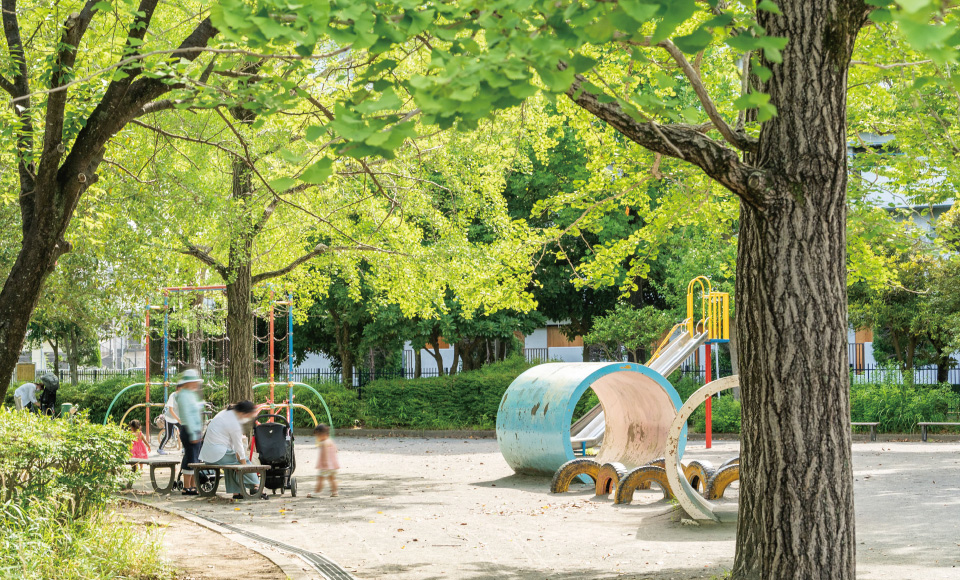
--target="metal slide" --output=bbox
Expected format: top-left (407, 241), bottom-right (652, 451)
top-left (569, 327), bottom-right (709, 450)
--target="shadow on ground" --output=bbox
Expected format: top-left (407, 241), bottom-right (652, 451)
top-left (359, 562), bottom-right (729, 580)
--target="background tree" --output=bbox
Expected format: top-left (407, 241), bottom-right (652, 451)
top-left (583, 303), bottom-right (674, 362)
top-left (0, 0), bottom-right (219, 399)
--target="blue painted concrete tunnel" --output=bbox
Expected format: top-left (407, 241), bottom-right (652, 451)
top-left (496, 362), bottom-right (687, 475)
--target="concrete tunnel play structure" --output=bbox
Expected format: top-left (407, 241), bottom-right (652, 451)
top-left (496, 276), bottom-right (730, 481)
top-left (496, 362), bottom-right (688, 474)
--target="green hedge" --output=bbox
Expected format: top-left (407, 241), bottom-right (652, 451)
top-left (678, 381), bottom-right (960, 434)
top-left (9, 363), bottom-right (959, 434)
top-left (361, 357), bottom-right (535, 429)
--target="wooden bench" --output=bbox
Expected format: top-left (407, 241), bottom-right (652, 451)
top-left (126, 458), bottom-right (182, 495)
top-left (851, 422), bottom-right (879, 442)
top-left (189, 463), bottom-right (268, 499)
top-left (918, 422), bottom-right (960, 442)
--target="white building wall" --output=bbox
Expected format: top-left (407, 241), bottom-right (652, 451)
top-left (525, 328), bottom-right (548, 349)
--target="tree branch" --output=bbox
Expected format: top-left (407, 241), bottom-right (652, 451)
top-left (39, 1), bottom-right (102, 179)
top-left (252, 243), bottom-right (329, 284)
top-left (130, 119), bottom-right (244, 159)
top-left (180, 240), bottom-right (227, 277)
top-left (658, 39), bottom-right (757, 153)
top-left (251, 196), bottom-right (282, 238)
top-left (58, 16), bottom-right (218, 193)
top-left (565, 74), bottom-right (768, 210)
top-left (3, 0), bottom-right (37, 227)
top-left (101, 158), bottom-right (157, 184)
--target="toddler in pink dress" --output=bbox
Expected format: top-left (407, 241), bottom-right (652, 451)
top-left (129, 420), bottom-right (151, 472)
top-left (313, 424), bottom-right (339, 497)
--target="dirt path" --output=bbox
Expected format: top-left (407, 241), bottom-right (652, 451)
top-left (119, 502), bottom-right (286, 580)
top-left (132, 436), bottom-right (960, 579)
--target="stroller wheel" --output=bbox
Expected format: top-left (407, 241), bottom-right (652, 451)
top-left (290, 477), bottom-right (297, 497)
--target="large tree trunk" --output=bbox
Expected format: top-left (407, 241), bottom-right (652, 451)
top-left (733, 3), bottom-right (862, 578)
top-left (0, 233), bottom-right (67, 397)
top-left (226, 264), bottom-right (254, 404)
top-left (930, 337), bottom-right (953, 385)
top-left (51, 338), bottom-right (60, 376)
top-left (224, 104), bottom-right (258, 405)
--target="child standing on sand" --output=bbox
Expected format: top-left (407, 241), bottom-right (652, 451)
top-left (313, 424), bottom-right (339, 497)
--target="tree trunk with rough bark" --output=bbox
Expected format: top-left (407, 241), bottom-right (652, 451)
top-left (562, 2), bottom-right (865, 577)
top-left (225, 264), bottom-right (254, 404)
top-left (0, 231), bottom-right (70, 396)
top-left (51, 337), bottom-right (60, 376)
top-left (68, 326), bottom-right (79, 386)
top-left (732, 4), bottom-right (861, 578)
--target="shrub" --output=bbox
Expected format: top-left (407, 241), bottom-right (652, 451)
top-left (0, 500), bottom-right (169, 580)
top-left (850, 382), bottom-right (958, 432)
top-left (0, 408), bottom-right (168, 580)
top-left (689, 396), bottom-right (741, 433)
top-left (0, 408), bottom-right (132, 518)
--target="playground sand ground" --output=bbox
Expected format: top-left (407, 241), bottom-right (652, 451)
top-left (137, 436), bottom-right (960, 580)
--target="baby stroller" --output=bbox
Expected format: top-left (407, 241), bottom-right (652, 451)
top-left (253, 414), bottom-right (298, 496)
top-left (38, 374), bottom-right (59, 416)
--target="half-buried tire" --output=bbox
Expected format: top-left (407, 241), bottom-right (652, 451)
top-left (594, 462), bottom-right (628, 496)
top-left (614, 465), bottom-right (674, 504)
top-left (705, 463), bottom-right (740, 500)
top-left (550, 459), bottom-right (601, 493)
top-left (683, 460), bottom-right (715, 496)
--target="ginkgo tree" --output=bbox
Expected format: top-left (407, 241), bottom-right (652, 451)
top-left (0, 0), bottom-right (542, 404)
top-left (214, 0), bottom-right (960, 577)
top-left (101, 55), bottom-right (549, 400)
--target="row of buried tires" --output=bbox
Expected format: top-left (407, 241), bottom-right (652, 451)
top-left (551, 456), bottom-right (740, 504)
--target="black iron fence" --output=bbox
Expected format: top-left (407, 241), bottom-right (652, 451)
top-left (34, 367), bottom-right (454, 399)
top-left (848, 364), bottom-right (960, 387)
top-left (36, 360), bottom-right (960, 396)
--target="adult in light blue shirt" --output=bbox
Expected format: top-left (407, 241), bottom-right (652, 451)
top-left (175, 369), bottom-right (204, 495)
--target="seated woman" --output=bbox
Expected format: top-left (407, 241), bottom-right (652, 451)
top-left (198, 400), bottom-right (265, 500)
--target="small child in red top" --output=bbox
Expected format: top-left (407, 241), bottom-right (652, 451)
top-left (313, 424), bottom-right (340, 497)
top-left (129, 420), bottom-right (151, 471)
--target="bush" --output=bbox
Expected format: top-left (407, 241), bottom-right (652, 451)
top-left (0, 500), bottom-right (168, 580)
top-left (850, 382), bottom-right (959, 432)
top-left (0, 408), bottom-right (168, 579)
top-left (0, 408), bottom-right (132, 518)
top-left (689, 396), bottom-right (741, 433)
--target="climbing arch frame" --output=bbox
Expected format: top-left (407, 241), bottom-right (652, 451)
top-left (496, 362), bottom-right (687, 476)
top-left (665, 374), bottom-right (741, 523)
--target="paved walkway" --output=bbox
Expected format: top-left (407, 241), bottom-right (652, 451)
top-left (134, 436), bottom-right (960, 579)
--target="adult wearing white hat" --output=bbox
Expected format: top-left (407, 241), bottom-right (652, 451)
top-left (176, 369), bottom-right (204, 495)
